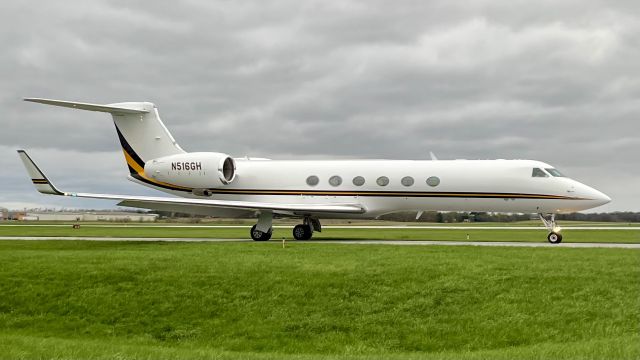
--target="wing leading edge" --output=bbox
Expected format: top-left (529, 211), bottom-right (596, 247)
top-left (17, 150), bottom-right (365, 216)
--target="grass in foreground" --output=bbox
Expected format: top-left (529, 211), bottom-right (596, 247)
top-left (0, 224), bottom-right (638, 243)
top-left (0, 241), bottom-right (638, 359)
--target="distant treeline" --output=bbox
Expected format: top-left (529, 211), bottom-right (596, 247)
top-left (555, 212), bottom-right (640, 222)
top-left (378, 211), bottom-right (640, 223)
top-left (149, 210), bottom-right (640, 223)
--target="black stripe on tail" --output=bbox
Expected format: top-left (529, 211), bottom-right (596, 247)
top-left (114, 124), bottom-right (145, 174)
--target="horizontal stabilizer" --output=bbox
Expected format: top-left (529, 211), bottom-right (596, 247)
top-left (24, 98), bottom-right (148, 114)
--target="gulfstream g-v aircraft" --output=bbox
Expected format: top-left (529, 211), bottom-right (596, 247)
top-left (18, 98), bottom-right (610, 243)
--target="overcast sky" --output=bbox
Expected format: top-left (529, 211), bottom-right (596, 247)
top-left (1, 0), bottom-right (638, 212)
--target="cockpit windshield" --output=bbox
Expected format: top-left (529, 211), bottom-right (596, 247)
top-left (532, 168), bottom-right (548, 177)
top-left (545, 168), bottom-right (565, 177)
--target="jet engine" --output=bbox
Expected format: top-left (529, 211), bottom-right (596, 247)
top-left (144, 152), bottom-right (236, 190)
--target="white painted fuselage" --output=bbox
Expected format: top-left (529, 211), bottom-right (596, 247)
top-left (132, 158), bottom-right (610, 218)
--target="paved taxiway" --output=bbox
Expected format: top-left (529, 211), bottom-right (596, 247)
top-left (0, 236), bottom-right (638, 248)
top-left (2, 224), bottom-right (639, 230)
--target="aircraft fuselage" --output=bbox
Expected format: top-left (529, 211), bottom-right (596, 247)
top-left (133, 158), bottom-right (610, 218)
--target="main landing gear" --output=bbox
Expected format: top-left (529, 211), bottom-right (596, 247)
top-left (293, 217), bottom-right (321, 241)
top-left (539, 213), bottom-right (562, 244)
top-left (293, 224), bottom-right (312, 240)
top-left (250, 211), bottom-right (273, 241)
top-left (250, 225), bottom-right (272, 241)
top-left (249, 212), bottom-right (321, 241)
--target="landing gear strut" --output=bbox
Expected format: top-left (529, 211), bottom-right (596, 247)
top-left (539, 213), bottom-right (562, 244)
top-left (293, 217), bottom-right (321, 240)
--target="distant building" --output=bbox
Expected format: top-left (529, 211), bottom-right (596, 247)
top-left (8, 211), bottom-right (25, 221)
top-left (0, 207), bottom-right (8, 221)
top-left (83, 212), bottom-right (158, 222)
top-left (25, 212), bottom-right (82, 221)
top-left (24, 211), bottom-right (158, 222)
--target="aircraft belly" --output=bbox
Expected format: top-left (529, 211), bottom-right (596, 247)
top-left (364, 197), bottom-right (589, 214)
top-left (201, 194), bottom-right (587, 217)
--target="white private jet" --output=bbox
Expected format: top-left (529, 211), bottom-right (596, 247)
top-left (18, 98), bottom-right (611, 243)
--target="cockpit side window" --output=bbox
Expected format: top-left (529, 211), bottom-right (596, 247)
top-left (545, 168), bottom-right (565, 177)
top-left (532, 168), bottom-right (548, 177)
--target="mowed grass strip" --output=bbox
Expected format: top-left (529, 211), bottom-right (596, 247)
top-left (0, 224), bottom-right (638, 243)
top-left (0, 334), bottom-right (637, 360)
top-left (0, 241), bottom-right (638, 359)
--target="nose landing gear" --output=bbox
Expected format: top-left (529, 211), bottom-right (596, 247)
top-left (539, 213), bottom-right (562, 244)
top-left (547, 231), bottom-right (562, 244)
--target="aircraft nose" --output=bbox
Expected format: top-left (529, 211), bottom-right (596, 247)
top-left (570, 180), bottom-right (611, 209)
top-left (586, 186), bottom-right (611, 206)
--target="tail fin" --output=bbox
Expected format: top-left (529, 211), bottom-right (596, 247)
top-left (24, 98), bottom-right (185, 176)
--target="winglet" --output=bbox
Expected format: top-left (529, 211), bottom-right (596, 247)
top-left (17, 150), bottom-right (65, 195)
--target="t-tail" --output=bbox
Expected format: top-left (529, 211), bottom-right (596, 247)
top-left (23, 98), bottom-right (185, 178)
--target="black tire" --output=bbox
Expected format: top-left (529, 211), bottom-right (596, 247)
top-left (250, 225), bottom-right (272, 241)
top-left (547, 232), bottom-right (562, 244)
top-left (293, 224), bottom-right (312, 240)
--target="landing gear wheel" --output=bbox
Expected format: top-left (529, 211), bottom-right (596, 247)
top-left (293, 224), bottom-right (313, 240)
top-left (250, 225), bottom-right (272, 241)
top-left (547, 232), bottom-right (562, 244)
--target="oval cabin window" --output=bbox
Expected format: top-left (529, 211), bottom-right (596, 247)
top-left (329, 175), bottom-right (342, 187)
top-left (401, 176), bottom-right (414, 187)
top-left (376, 176), bottom-right (389, 186)
top-left (306, 175), bottom-right (319, 186)
top-left (426, 176), bottom-right (440, 187)
top-left (352, 176), bottom-right (365, 186)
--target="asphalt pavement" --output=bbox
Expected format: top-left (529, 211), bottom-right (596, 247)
top-left (1, 236), bottom-right (638, 248)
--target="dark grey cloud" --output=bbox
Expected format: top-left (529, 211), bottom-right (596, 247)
top-left (0, 0), bottom-right (638, 211)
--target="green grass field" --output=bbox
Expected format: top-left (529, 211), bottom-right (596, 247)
top-left (1, 223), bottom-right (639, 243)
top-left (0, 240), bottom-right (638, 359)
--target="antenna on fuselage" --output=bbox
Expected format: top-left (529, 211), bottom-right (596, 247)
top-left (429, 151), bottom-right (438, 161)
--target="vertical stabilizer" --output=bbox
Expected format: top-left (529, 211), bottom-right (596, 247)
top-left (108, 102), bottom-right (185, 173)
top-left (23, 98), bottom-right (186, 176)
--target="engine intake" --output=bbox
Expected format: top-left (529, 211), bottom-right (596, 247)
top-left (144, 152), bottom-right (236, 190)
top-left (219, 156), bottom-right (235, 184)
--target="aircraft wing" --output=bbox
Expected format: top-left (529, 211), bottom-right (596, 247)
top-left (17, 150), bottom-right (365, 216)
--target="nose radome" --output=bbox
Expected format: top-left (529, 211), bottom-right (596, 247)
top-left (597, 190), bottom-right (611, 204)
top-left (570, 180), bottom-right (611, 206)
top-left (587, 186), bottom-right (611, 206)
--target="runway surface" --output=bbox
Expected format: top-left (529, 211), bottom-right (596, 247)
top-left (1, 236), bottom-right (638, 248)
top-left (1, 224), bottom-right (639, 230)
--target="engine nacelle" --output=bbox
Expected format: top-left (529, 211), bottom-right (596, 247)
top-left (144, 152), bottom-right (236, 190)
